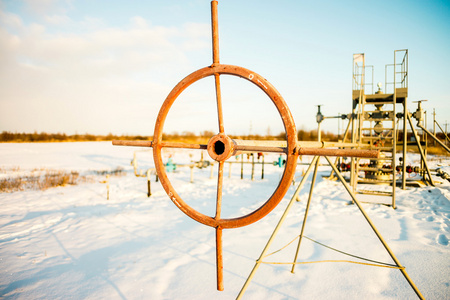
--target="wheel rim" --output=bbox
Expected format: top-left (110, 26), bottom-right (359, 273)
top-left (153, 64), bottom-right (298, 229)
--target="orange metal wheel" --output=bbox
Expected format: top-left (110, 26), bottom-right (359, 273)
top-left (153, 64), bottom-right (298, 229)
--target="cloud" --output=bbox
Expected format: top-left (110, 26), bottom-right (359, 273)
top-left (0, 13), bottom-right (210, 134)
top-left (0, 10), bottom-right (23, 29)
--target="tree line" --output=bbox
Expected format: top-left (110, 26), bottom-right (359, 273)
top-left (0, 131), bottom-right (148, 143)
top-left (0, 130), bottom-right (340, 143)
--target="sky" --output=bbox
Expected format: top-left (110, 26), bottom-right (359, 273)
top-left (0, 0), bottom-right (449, 136)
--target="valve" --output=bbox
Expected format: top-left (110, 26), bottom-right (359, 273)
top-left (412, 100), bottom-right (427, 124)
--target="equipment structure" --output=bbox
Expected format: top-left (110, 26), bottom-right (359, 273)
top-left (113, 0), bottom-right (378, 292)
top-left (345, 50), bottom-right (443, 208)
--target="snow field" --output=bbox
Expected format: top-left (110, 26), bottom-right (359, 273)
top-left (0, 142), bottom-right (449, 299)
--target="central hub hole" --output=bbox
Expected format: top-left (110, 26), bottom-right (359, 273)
top-left (214, 140), bottom-right (225, 155)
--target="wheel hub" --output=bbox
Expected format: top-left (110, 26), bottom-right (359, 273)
top-left (207, 134), bottom-right (235, 162)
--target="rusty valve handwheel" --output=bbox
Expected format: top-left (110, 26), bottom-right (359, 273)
top-left (153, 64), bottom-right (298, 229)
top-left (111, 1), bottom-right (381, 291)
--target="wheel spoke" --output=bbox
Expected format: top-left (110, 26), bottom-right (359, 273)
top-left (215, 161), bottom-right (224, 219)
top-left (214, 74), bottom-right (225, 134)
top-left (215, 161), bottom-right (225, 289)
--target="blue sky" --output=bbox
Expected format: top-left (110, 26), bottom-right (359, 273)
top-left (1, 0), bottom-right (449, 136)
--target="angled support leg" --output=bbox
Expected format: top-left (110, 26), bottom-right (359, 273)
top-left (237, 156), bottom-right (319, 299)
top-left (324, 156), bottom-right (424, 299)
top-left (291, 157), bottom-right (320, 273)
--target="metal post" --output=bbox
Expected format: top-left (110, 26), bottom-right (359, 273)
top-left (190, 166), bottom-right (194, 183)
top-left (318, 120), bottom-right (322, 142)
top-left (327, 117), bottom-right (352, 179)
top-left (251, 154), bottom-right (255, 180)
top-left (433, 109), bottom-right (436, 146)
top-left (261, 155), bottom-right (265, 180)
top-left (392, 51), bottom-right (397, 209)
top-left (216, 226), bottom-right (223, 291)
top-left (147, 170), bottom-right (151, 197)
top-left (402, 94), bottom-right (407, 191)
top-left (241, 154), bottom-right (244, 179)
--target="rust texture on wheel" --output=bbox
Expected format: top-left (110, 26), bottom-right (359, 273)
top-left (152, 64), bottom-right (299, 229)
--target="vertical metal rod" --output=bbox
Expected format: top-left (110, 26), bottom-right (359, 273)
top-left (261, 155), bottom-right (265, 179)
top-left (328, 118), bottom-right (352, 179)
top-left (216, 161), bottom-right (224, 219)
top-left (215, 161), bottom-right (224, 291)
top-left (214, 74), bottom-right (225, 134)
top-left (433, 109), bottom-right (436, 147)
top-left (147, 170), bottom-right (151, 197)
top-left (190, 166), bottom-right (194, 183)
top-left (211, 1), bottom-right (224, 133)
top-left (237, 156), bottom-right (319, 300)
top-left (393, 50), bottom-right (398, 208)
top-left (402, 95), bottom-right (408, 191)
top-left (228, 162), bottom-right (232, 178)
top-left (291, 157), bottom-right (320, 273)
top-left (251, 154), bottom-right (255, 180)
top-left (216, 227), bottom-right (223, 291)
top-left (211, 0), bottom-right (219, 65)
top-left (324, 156), bottom-right (424, 299)
top-left (241, 154), bottom-right (244, 179)
top-left (407, 113), bottom-right (434, 186)
top-left (317, 121), bottom-right (322, 142)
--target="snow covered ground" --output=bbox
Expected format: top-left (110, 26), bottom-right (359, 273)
top-left (0, 142), bottom-right (449, 299)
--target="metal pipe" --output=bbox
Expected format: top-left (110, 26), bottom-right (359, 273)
top-left (402, 93), bottom-right (408, 190)
top-left (417, 124), bottom-right (450, 153)
top-left (216, 227), bottom-right (223, 291)
top-left (211, 0), bottom-right (219, 65)
top-left (407, 113), bottom-right (434, 186)
top-left (113, 139), bottom-right (379, 158)
top-left (215, 160), bottom-right (224, 291)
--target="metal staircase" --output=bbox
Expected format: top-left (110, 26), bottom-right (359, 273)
top-left (350, 50), bottom-right (409, 208)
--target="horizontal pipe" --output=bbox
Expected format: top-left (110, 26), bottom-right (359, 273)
top-left (298, 148), bottom-right (379, 158)
top-left (113, 139), bottom-right (379, 158)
